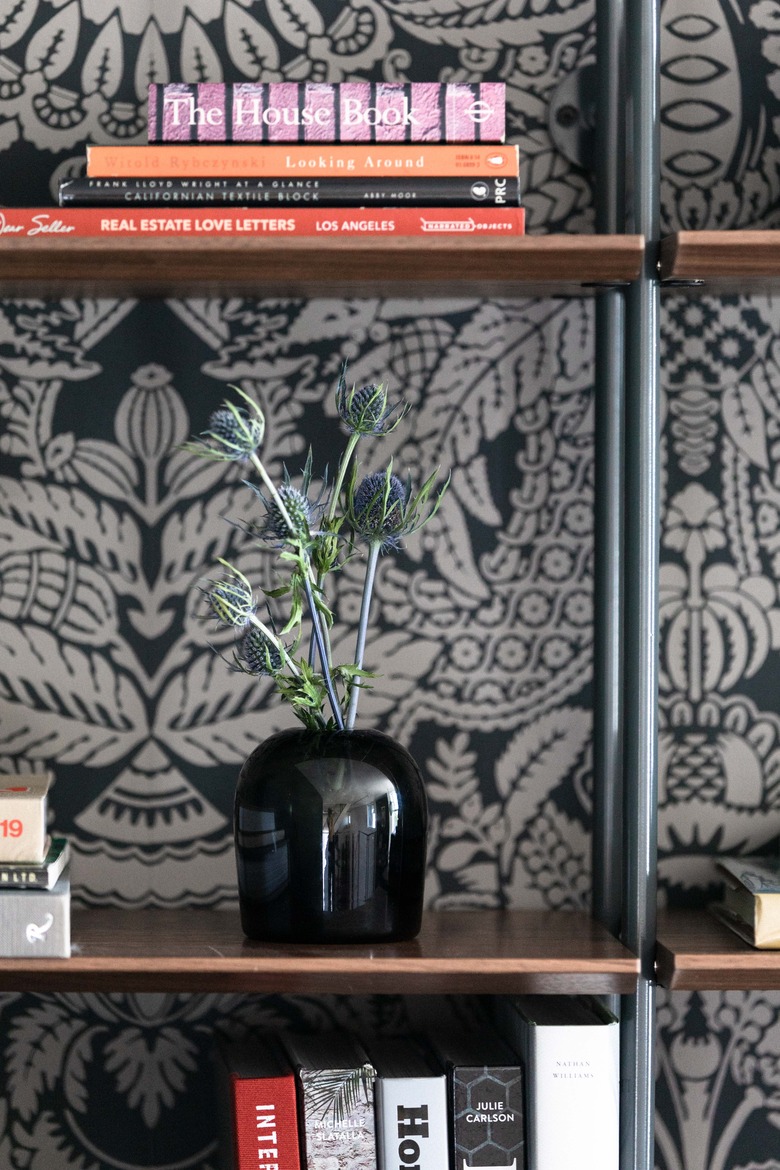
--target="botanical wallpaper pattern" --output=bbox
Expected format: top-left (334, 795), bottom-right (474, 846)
top-left (0, 0), bottom-right (779, 1168)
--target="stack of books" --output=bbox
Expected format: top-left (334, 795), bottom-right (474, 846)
top-left (214, 997), bottom-right (618, 1170)
top-left (0, 772), bottom-right (71, 958)
top-left (50, 80), bottom-right (524, 240)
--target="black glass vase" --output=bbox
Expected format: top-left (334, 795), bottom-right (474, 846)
top-left (234, 727), bottom-right (428, 943)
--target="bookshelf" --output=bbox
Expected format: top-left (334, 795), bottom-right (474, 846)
top-left (656, 909), bottom-right (780, 991)
top-left (0, 908), bottom-right (639, 995)
top-left (0, 233), bottom-right (644, 298)
top-left (660, 230), bottom-right (780, 291)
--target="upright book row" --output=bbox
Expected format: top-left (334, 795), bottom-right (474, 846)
top-left (216, 996), bottom-right (619, 1170)
top-left (0, 772), bottom-right (71, 957)
top-left (53, 80), bottom-right (525, 239)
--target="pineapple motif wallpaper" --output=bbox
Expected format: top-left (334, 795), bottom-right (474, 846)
top-left (0, 1), bottom-right (779, 1168)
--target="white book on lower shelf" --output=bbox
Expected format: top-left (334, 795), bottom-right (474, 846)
top-left (497, 994), bottom-right (619, 1170)
top-left (0, 868), bottom-right (71, 957)
top-left (369, 1037), bottom-right (449, 1170)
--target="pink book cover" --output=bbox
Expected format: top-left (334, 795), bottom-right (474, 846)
top-left (147, 82), bottom-right (505, 144)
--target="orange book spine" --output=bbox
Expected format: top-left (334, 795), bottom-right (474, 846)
top-left (85, 142), bottom-right (520, 178)
top-left (0, 206), bottom-right (525, 237)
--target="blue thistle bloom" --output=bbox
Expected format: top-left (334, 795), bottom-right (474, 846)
top-left (237, 626), bottom-right (284, 675)
top-left (352, 471), bottom-right (408, 551)
top-left (265, 483), bottom-right (313, 542)
top-left (206, 574), bottom-right (255, 627)
top-left (336, 365), bottom-right (409, 436)
top-left (181, 389), bottom-right (265, 462)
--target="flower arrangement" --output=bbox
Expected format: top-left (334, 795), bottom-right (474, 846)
top-left (183, 367), bottom-right (448, 732)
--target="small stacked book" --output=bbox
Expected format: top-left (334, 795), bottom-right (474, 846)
top-left (0, 773), bottom-right (71, 958)
top-left (50, 79), bottom-right (524, 239)
top-left (713, 854), bottom-right (780, 948)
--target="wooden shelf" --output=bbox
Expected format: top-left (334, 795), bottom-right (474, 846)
top-left (660, 230), bottom-right (780, 291)
top-left (656, 909), bottom-right (780, 990)
top-left (0, 233), bottom-right (644, 298)
top-left (0, 908), bottom-right (638, 994)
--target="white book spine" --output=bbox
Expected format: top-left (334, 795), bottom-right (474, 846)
top-left (528, 1022), bottom-right (619, 1170)
top-left (0, 873), bottom-right (71, 957)
top-left (376, 1074), bottom-right (449, 1170)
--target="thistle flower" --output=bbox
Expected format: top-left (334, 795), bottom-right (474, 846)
top-left (236, 625), bottom-right (284, 676)
top-left (182, 388), bottom-right (265, 462)
top-left (336, 365), bottom-right (409, 437)
top-left (351, 470), bottom-right (408, 552)
top-left (248, 453), bottom-right (326, 548)
top-left (204, 564), bottom-right (256, 627)
top-left (187, 363), bottom-right (449, 732)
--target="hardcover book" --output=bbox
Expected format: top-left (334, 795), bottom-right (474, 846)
top-left (369, 1037), bottom-right (449, 1170)
top-left (147, 81), bottom-right (506, 144)
top-left (214, 1038), bottom-right (301, 1170)
top-left (85, 142), bottom-right (521, 179)
top-left (430, 1030), bottom-right (525, 1170)
top-left (0, 206), bottom-right (525, 238)
top-left (714, 854), bottom-right (780, 948)
top-left (0, 869), bottom-right (70, 957)
top-left (0, 772), bottom-right (52, 863)
top-left (498, 995), bottom-right (619, 1170)
top-left (59, 175), bottom-right (521, 208)
top-left (0, 836), bottom-right (70, 889)
top-left (282, 1033), bottom-right (376, 1170)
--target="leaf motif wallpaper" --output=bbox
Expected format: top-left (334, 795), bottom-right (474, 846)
top-left (0, 1), bottom-right (779, 1168)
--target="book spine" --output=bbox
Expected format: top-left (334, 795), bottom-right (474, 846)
top-left (0, 838), bottom-right (69, 889)
top-left (375, 1075), bottom-right (449, 1170)
top-left (59, 175), bottom-right (521, 208)
top-left (147, 81), bottom-right (506, 144)
top-left (0, 206), bottom-right (525, 238)
top-left (0, 873), bottom-right (70, 957)
top-left (297, 1068), bottom-right (377, 1169)
top-left (507, 1011), bottom-right (619, 1170)
top-left (231, 1074), bottom-right (301, 1170)
top-left (0, 783), bottom-right (48, 863)
top-left (450, 1065), bottom-right (525, 1170)
top-left (85, 142), bottom-right (520, 179)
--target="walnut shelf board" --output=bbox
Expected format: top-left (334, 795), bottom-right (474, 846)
top-left (660, 231), bottom-right (780, 290)
top-left (0, 234), bottom-right (644, 298)
top-left (0, 908), bottom-right (638, 994)
top-left (656, 910), bottom-right (780, 990)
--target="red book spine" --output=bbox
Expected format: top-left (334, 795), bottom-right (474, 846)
top-left (85, 142), bottom-right (520, 179)
top-left (0, 206), bottom-right (525, 237)
top-left (147, 81), bottom-right (506, 144)
top-left (230, 1074), bottom-right (301, 1170)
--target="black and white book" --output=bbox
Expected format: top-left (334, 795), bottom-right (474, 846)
top-left (498, 995), bottom-right (619, 1170)
top-left (282, 1033), bottom-right (376, 1170)
top-left (0, 868), bottom-right (71, 957)
top-left (0, 836), bottom-right (70, 890)
top-left (369, 1037), bottom-right (449, 1170)
top-left (430, 1029), bottom-right (525, 1170)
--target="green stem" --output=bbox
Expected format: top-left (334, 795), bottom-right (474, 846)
top-left (346, 540), bottom-right (381, 730)
top-left (328, 432), bottom-right (360, 524)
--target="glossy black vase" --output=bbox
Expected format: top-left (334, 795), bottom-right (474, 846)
top-left (234, 728), bottom-right (428, 943)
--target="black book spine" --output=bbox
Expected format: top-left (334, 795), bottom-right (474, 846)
top-left (58, 176), bottom-right (521, 208)
top-left (450, 1065), bottom-right (525, 1169)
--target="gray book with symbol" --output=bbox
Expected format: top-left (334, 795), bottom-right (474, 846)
top-left (0, 868), bottom-right (71, 957)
